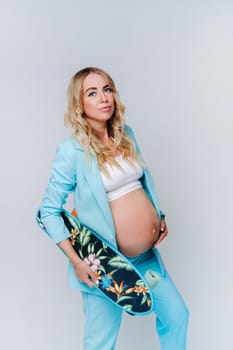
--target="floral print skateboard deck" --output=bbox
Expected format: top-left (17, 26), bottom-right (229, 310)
top-left (37, 209), bottom-right (158, 315)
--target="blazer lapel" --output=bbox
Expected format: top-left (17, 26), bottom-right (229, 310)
top-left (77, 149), bottom-right (115, 233)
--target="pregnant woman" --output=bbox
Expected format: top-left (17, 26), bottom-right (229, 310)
top-left (39, 67), bottom-right (189, 350)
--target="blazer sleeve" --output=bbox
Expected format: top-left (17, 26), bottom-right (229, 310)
top-left (38, 139), bottom-right (77, 244)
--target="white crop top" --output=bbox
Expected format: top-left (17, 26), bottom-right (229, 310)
top-left (100, 155), bottom-right (143, 202)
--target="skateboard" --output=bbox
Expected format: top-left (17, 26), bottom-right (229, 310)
top-left (36, 209), bottom-right (161, 315)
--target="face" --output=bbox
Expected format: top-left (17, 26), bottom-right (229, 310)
top-left (82, 73), bottom-right (115, 129)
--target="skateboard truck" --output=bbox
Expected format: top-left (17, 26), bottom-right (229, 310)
top-left (144, 270), bottom-right (161, 289)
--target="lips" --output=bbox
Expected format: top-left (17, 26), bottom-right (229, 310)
top-left (99, 105), bottom-right (112, 111)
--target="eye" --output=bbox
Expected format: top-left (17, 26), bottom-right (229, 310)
top-left (88, 91), bottom-right (97, 97)
top-left (104, 87), bottom-right (112, 93)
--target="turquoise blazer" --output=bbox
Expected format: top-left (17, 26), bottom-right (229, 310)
top-left (40, 125), bottom-right (165, 291)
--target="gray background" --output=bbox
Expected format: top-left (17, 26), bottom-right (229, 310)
top-left (1, 0), bottom-right (233, 349)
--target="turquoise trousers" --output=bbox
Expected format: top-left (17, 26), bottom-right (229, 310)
top-left (81, 250), bottom-right (189, 350)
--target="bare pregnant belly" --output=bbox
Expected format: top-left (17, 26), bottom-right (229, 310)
top-left (110, 189), bottom-right (160, 257)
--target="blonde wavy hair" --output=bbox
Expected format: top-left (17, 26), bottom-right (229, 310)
top-left (65, 67), bottom-right (142, 173)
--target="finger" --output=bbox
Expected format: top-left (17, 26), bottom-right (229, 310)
top-left (161, 228), bottom-right (168, 238)
top-left (162, 228), bottom-right (168, 236)
top-left (90, 271), bottom-right (99, 285)
top-left (160, 222), bottom-right (167, 232)
top-left (159, 230), bottom-right (167, 239)
top-left (153, 231), bottom-right (168, 247)
top-left (84, 276), bottom-right (94, 288)
top-left (160, 231), bottom-right (168, 242)
top-left (159, 227), bottom-right (165, 234)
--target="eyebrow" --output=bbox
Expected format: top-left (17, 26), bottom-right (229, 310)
top-left (84, 84), bottom-right (110, 93)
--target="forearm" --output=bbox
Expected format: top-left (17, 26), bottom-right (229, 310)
top-left (58, 238), bottom-right (81, 267)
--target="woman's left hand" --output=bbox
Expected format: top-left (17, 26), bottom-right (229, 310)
top-left (153, 219), bottom-right (168, 248)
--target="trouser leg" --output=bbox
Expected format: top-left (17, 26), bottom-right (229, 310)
top-left (152, 271), bottom-right (189, 350)
top-left (131, 250), bottom-right (189, 350)
top-left (81, 291), bottom-right (123, 350)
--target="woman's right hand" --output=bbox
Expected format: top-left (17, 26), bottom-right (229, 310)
top-left (73, 260), bottom-right (98, 288)
top-left (58, 238), bottom-right (98, 288)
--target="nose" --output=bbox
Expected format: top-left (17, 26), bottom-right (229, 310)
top-left (99, 90), bottom-right (108, 102)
